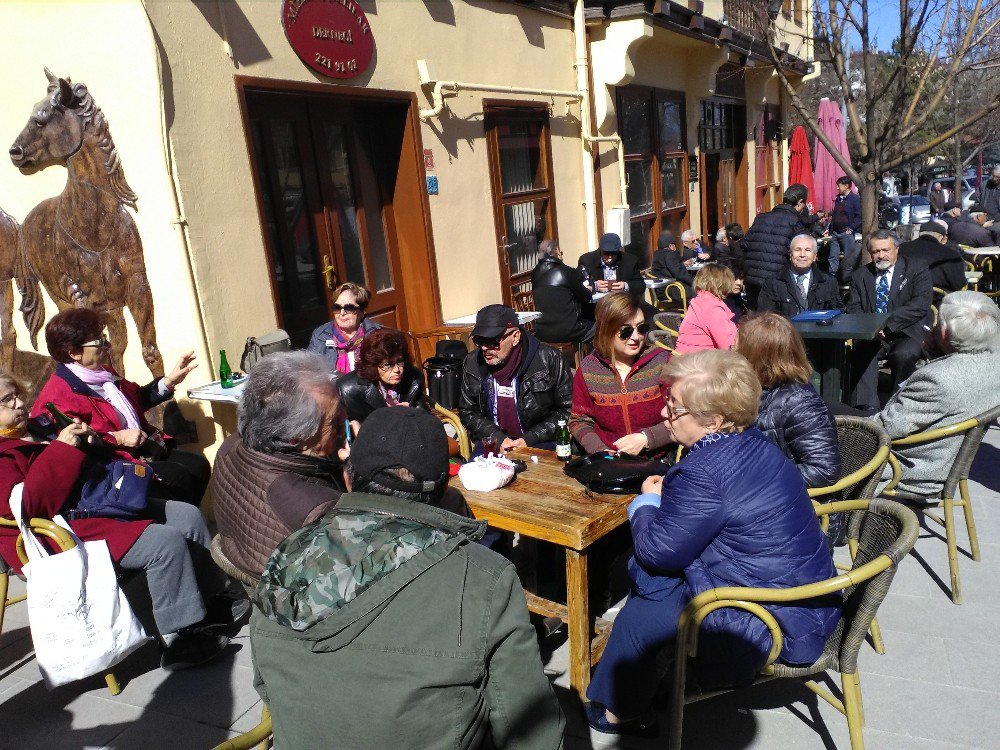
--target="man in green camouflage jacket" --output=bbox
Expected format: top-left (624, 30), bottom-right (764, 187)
top-left (250, 407), bottom-right (565, 749)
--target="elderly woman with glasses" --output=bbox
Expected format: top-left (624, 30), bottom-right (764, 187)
top-left (29, 308), bottom-right (210, 506)
top-left (569, 293), bottom-right (672, 456)
top-left (585, 350), bottom-right (840, 737)
top-left (307, 282), bottom-right (383, 376)
top-left (336, 328), bottom-right (428, 423)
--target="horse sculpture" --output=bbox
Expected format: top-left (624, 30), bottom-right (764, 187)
top-left (8, 69), bottom-right (163, 376)
top-left (0, 207), bottom-right (21, 366)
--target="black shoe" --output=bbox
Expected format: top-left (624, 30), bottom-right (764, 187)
top-left (160, 630), bottom-right (230, 671)
top-left (584, 701), bottom-right (659, 738)
top-left (203, 589), bottom-right (251, 628)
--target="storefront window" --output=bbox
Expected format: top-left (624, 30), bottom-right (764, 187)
top-left (497, 120), bottom-right (545, 194)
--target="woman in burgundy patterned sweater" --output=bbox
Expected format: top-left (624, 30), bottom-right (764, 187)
top-left (570, 293), bottom-right (673, 456)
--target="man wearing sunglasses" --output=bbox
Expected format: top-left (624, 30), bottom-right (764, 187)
top-left (458, 305), bottom-right (572, 454)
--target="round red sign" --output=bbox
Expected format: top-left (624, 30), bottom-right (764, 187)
top-left (282, 0), bottom-right (375, 79)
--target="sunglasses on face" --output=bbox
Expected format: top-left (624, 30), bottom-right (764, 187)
top-left (80, 336), bottom-right (110, 349)
top-left (332, 303), bottom-right (363, 314)
top-left (618, 323), bottom-right (650, 340)
top-left (473, 328), bottom-right (515, 350)
top-left (377, 359), bottom-right (405, 372)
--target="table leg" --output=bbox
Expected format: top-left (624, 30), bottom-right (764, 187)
top-left (565, 548), bottom-right (591, 698)
top-left (813, 339), bottom-right (844, 403)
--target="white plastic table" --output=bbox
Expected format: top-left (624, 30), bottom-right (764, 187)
top-left (187, 378), bottom-right (246, 404)
top-left (443, 311), bottom-right (541, 327)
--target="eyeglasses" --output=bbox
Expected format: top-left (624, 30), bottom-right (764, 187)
top-left (80, 336), bottom-right (110, 349)
top-left (0, 391), bottom-right (20, 409)
top-left (664, 402), bottom-right (691, 422)
top-left (377, 359), bottom-right (405, 372)
top-left (618, 323), bottom-right (650, 340)
top-left (332, 303), bottom-right (363, 314)
top-left (473, 328), bottom-right (516, 350)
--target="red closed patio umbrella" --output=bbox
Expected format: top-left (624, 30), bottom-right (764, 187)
top-left (813, 98), bottom-right (850, 213)
top-left (789, 125), bottom-right (816, 213)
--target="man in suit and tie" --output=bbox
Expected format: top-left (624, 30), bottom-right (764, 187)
top-left (757, 234), bottom-right (842, 317)
top-left (846, 229), bottom-right (934, 413)
top-left (576, 233), bottom-right (645, 297)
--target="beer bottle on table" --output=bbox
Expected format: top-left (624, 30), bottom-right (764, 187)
top-left (556, 418), bottom-right (572, 461)
top-left (219, 349), bottom-right (234, 389)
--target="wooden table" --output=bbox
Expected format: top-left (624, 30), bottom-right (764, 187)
top-left (460, 448), bottom-right (633, 697)
top-left (793, 313), bottom-right (889, 401)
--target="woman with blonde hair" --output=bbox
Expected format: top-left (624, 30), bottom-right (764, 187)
top-left (674, 263), bottom-right (738, 352)
top-left (737, 313), bottom-right (840, 488)
top-left (569, 293), bottom-right (671, 455)
top-left (585, 350), bottom-right (839, 736)
top-left (307, 281), bottom-right (383, 375)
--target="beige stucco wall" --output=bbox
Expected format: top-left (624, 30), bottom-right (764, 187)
top-left (0, 1), bottom-right (220, 444)
top-left (145, 0), bottom-right (589, 337)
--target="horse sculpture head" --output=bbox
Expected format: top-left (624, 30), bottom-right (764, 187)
top-left (8, 69), bottom-right (137, 208)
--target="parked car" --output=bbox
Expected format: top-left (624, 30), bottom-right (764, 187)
top-left (899, 195), bottom-right (932, 225)
top-left (922, 178), bottom-right (975, 211)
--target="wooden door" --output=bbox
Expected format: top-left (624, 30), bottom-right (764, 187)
top-left (245, 91), bottom-right (411, 345)
top-left (484, 106), bottom-right (558, 304)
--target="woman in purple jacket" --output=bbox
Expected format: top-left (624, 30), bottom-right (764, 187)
top-left (585, 350), bottom-right (840, 737)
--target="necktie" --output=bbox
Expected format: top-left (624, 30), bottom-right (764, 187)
top-left (795, 273), bottom-right (808, 301)
top-left (876, 272), bottom-right (889, 314)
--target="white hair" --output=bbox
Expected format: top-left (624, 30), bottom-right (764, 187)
top-left (681, 229), bottom-right (698, 243)
top-left (789, 233), bottom-right (818, 253)
top-left (715, 228), bottom-right (727, 243)
top-left (939, 291), bottom-right (1000, 353)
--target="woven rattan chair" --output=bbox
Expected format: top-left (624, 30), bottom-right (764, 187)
top-left (0, 516), bottom-right (123, 695)
top-left (433, 402), bottom-right (472, 460)
top-left (648, 329), bottom-right (676, 352)
top-left (808, 416), bottom-right (891, 652)
top-left (879, 404), bottom-right (1000, 604)
top-left (210, 534), bottom-right (257, 596)
top-left (667, 498), bottom-right (919, 750)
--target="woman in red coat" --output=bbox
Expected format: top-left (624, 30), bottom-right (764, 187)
top-left (0, 371), bottom-right (239, 671)
top-left (30, 308), bottom-right (210, 505)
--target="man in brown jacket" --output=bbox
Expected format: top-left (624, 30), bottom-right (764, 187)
top-left (212, 351), bottom-right (346, 577)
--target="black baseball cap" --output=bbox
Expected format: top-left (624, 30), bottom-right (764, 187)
top-left (470, 304), bottom-right (519, 339)
top-left (351, 407), bottom-right (449, 494)
top-left (599, 233), bottom-right (623, 254)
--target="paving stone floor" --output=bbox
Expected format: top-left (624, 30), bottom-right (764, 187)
top-left (1, 427), bottom-right (998, 749)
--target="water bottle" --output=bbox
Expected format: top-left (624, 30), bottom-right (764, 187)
top-left (219, 349), bottom-right (234, 389)
top-left (556, 419), bottom-right (572, 461)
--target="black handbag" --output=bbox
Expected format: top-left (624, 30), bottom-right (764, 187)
top-left (563, 451), bottom-right (671, 494)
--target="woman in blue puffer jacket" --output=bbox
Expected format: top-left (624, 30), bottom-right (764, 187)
top-left (585, 350), bottom-right (840, 737)
top-left (738, 312), bottom-right (841, 488)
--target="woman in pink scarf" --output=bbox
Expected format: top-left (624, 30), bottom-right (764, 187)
top-left (30, 308), bottom-right (210, 506)
top-left (306, 282), bottom-right (383, 375)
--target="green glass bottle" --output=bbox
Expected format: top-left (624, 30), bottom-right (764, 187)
top-left (556, 418), bottom-right (571, 461)
top-left (219, 349), bottom-right (234, 389)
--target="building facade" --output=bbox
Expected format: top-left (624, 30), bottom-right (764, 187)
top-left (0, 0), bottom-right (811, 479)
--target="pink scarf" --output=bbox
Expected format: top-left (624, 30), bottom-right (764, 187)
top-left (331, 324), bottom-right (366, 375)
top-left (65, 363), bottom-right (142, 430)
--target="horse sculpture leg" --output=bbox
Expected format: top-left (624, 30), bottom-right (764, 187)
top-left (0, 279), bottom-right (14, 367)
top-left (125, 274), bottom-right (164, 377)
top-left (105, 308), bottom-right (129, 376)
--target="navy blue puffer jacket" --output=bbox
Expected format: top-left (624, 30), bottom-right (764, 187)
top-left (630, 429), bottom-right (840, 687)
top-left (742, 204), bottom-right (808, 291)
top-left (754, 383), bottom-right (841, 488)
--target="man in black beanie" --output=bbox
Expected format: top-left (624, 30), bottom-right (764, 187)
top-left (250, 407), bottom-right (564, 749)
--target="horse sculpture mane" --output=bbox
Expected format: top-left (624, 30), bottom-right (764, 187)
top-left (45, 74), bottom-right (138, 210)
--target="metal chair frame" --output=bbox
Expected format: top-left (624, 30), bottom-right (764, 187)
top-left (667, 499), bottom-right (919, 750)
top-left (879, 404), bottom-right (1000, 604)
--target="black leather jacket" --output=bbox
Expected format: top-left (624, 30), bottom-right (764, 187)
top-left (754, 383), bottom-right (840, 489)
top-left (336, 366), bottom-right (428, 423)
top-left (531, 256), bottom-right (593, 343)
top-left (458, 334), bottom-right (572, 445)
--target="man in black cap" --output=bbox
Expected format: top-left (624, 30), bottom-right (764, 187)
top-left (250, 407), bottom-right (565, 749)
top-left (649, 231), bottom-right (694, 303)
top-left (458, 304), bottom-right (572, 454)
top-left (576, 232), bottom-right (645, 297)
top-left (899, 221), bottom-right (968, 295)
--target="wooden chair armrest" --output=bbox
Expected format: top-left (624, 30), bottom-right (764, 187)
top-left (808, 444), bottom-right (890, 498)
top-left (881, 453), bottom-right (903, 494)
top-left (212, 706), bottom-right (272, 750)
top-left (433, 402), bottom-right (471, 461)
top-left (14, 517), bottom-right (77, 566)
top-left (889, 417), bottom-right (978, 446)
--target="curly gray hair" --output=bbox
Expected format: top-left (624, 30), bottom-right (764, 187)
top-left (237, 351), bottom-right (338, 453)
